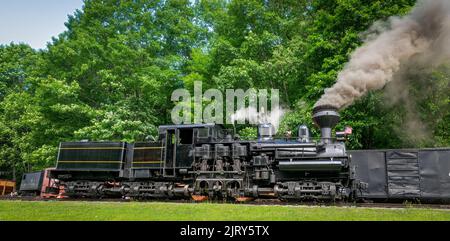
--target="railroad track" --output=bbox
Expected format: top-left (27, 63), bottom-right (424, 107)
top-left (2, 196), bottom-right (450, 209)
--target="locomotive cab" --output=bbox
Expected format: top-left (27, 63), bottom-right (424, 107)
top-left (157, 124), bottom-right (227, 177)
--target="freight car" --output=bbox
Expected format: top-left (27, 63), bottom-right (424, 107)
top-left (22, 105), bottom-right (449, 203)
top-left (350, 148), bottom-right (450, 202)
top-left (19, 168), bottom-right (61, 198)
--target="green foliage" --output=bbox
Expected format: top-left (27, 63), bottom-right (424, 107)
top-left (0, 0), bottom-right (449, 180)
top-left (238, 127), bottom-right (257, 140)
top-left (74, 104), bottom-right (158, 142)
top-left (278, 100), bottom-right (319, 140)
top-left (0, 44), bottom-right (40, 100)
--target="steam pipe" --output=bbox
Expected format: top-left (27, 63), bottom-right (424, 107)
top-left (253, 143), bottom-right (317, 149)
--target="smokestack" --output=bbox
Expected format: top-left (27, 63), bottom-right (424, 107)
top-left (312, 105), bottom-right (340, 144)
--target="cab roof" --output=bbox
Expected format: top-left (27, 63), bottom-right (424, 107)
top-left (158, 123), bottom-right (223, 130)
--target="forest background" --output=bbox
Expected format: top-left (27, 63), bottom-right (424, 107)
top-left (1, 0), bottom-right (448, 180)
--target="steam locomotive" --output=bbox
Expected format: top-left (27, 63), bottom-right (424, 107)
top-left (19, 105), bottom-right (450, 202)
top-left (41, 105), bottom-right (362, 201)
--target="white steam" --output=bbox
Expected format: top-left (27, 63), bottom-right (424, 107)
top-left (230, 106), bottom-right (286, 132)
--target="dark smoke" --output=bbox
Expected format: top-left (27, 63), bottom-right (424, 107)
top-left (315, 0), bottom-right (450, 109)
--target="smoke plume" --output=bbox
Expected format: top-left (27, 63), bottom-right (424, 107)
top-left (315, 0), bottom-right (450, 109)
top-left (230, 106), bottom-right (286, 132)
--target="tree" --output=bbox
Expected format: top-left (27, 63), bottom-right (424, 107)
top-left (1, 0), bottom-right (449, 180)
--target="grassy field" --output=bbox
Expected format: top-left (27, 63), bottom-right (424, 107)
top-left (0, 200), bottom-right (449, 221)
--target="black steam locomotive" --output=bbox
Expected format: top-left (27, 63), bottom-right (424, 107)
top-left (43, 105), bottom-right (450, 202)
top-left (49, 106), bottom-right (363, 201)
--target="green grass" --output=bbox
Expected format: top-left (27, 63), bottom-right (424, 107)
top-left (0, 200), bottom-right (449, 221)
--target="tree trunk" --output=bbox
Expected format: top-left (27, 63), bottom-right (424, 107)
top-left (12, 165), bottom-right (16, 192)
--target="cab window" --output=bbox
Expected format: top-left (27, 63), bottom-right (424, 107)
top-left (197, 128), bottom-right (209, 138)
top-left (179, 129), bottom-right (193, 144)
